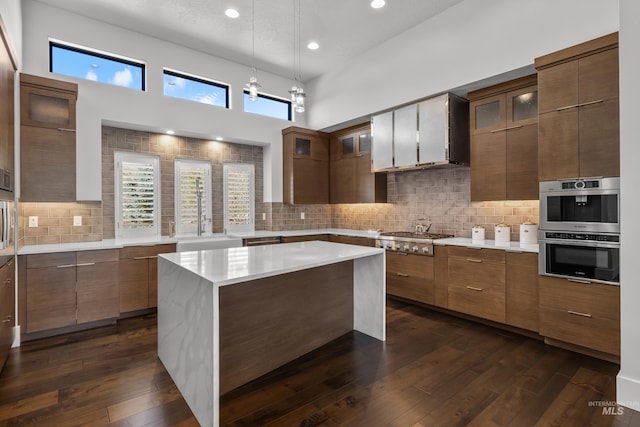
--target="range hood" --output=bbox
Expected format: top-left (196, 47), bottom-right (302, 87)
top-left (371, 93), bottom-right (469, 172)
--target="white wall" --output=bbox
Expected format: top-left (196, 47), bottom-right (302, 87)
top-left (21, 0), bottom-right (305, 202)
top-left (617, 0), bottom-right (640, 412)
top-left (0, 0), bottom-right (22, 67)
top-left (307, 0), bottom-right (619, 130)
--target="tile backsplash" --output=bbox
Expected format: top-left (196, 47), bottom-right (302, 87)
top-left (18, 127), bottom-right (539, 246)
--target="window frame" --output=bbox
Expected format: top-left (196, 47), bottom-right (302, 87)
top-left (174, 158), bottom-right (213, 236)
top-left (223, 163), bottom-right (255, 233)
top-left (49, 40), bottom-right (146, 91)
top-left (114, 152), bottom-right (161, 239)
top-left (243, 90), bottom-right (293, 121)
top-left (163, 68), bottom-right (230, 109)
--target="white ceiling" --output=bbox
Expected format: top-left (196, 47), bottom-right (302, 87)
top-left (34, 0), bottom-right (467, 82)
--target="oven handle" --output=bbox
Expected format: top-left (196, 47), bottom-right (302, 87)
top-left (538, 238), bottom-right (620, 249)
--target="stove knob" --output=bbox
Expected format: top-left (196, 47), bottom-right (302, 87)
top-left (403, 244), bottom-right (410, 251)
top-left (412, 246), bottom-right (419, 253)
top-left (422, 247), bottom-right (430, 254)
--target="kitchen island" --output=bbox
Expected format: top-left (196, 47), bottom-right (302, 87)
top-left (157, 241), bottom-right (385, 427)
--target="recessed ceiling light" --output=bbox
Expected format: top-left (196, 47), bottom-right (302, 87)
top-left (166, 130), bottom-right (175, 135)
top-left (370, 0), bottom-right (385, 9)
top-left (216, 137), bottom-right (223, 141)
top-left (307, 41), bottom-right (320, 50)
top-left (225, 8), bottom-right (240, 18)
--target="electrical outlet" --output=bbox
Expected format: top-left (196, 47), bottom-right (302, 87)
top-left (28, 216), bottom-right (38, 227)
top-left (73, 216), bottom-right (82, 226)
top-left (300, 212), bottom-right (305, 220)
top-left (262, 212), bottom-right (266, 220)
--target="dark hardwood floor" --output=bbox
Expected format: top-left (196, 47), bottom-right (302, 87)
top-left (0, 298), bottom-right (638, 426)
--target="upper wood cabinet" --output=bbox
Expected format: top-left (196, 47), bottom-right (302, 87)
top-left (330, 124), bottom-right (387, 204)
top-left (282, 126), bottom-right (330, 204)
top-left (20, 73), bottom-right (78, 202)
top-left (0, 26), bottom-right (16, 196)
top-left (535, 33), bottom-right (619, 181)
top-left (469, 75), bottom-right (539, 201)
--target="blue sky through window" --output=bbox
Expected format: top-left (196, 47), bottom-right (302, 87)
top-left (50, 43), bottom-right (144, 90)
top-left (163, 70), bottom-right (228, 108)
top-left (243, 92), bottom-right (291, 121)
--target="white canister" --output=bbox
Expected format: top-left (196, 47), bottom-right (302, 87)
top-left (495, 224), bottom-right (511, 244)
top-left (520, 222), bottom-right (538, 245)
top-left (471, 226), bottom-right (485, 242)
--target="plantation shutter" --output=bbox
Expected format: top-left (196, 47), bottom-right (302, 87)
top-left (175, 160), bottom-right (211, 235)
top-left (223, 163), bottom-right (255, 232)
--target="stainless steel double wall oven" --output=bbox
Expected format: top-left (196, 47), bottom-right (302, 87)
top-left (539, 177), bottom-right (620, 284)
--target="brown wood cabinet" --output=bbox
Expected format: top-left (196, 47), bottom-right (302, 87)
top-left (386, 252), bottom-right (434, 305)
top-left (281, 234), bottom-right (329, 243)
top-left (21, 250), bottom-right (120, 334)
top-left (0, 258), bottom-right (15, 371)
top-left (329, 234), bottom-right (375, 247)
top-left (536, 33), bottom-right (619, 180)
top-left (20, 73), bottom-right (77, 202)
top-left (469, 75), bottom-right (538, 201)
top-left (505, 251), bottom-right (538, 332)
top-left (282, 127), bottom-right (329, 204)
top-left (539, 275), bottom-right (619, 356)
top-left (330, 124), bottom-right (386, 204)
top-left (119, 244), bottom-right (176, 313)
top-left (433, 245), bottom-right (448, 308)
top-left (0, 26), bottom-right (16, 197)
top-left (447, 246), bottom-right (506, 323)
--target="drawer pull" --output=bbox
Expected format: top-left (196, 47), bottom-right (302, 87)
top-left (466, 258), bottom-right (483, 263)
top-left (466, 286), bottom-right (483, 292)
top-left (556, 99), bottom-right (604, 111)
top-left (57, 128), bottom-right (77, 132)
top-left (57, 264), bottom-right (76, 269)
top-left (395, 252), bottom-right (408, 256)
top-left (465, 246), bottom-right (483, 250)
top-left (76, 262), bottom-right (96, 267)
top-left (490, 125), bottom-right (523, 133)
top-left (568, 278), bottom-right (592, 285)
top-left (133, 256), bottom-right (158, 260)
top-left (4, 278), bottom-right (11, 285)
top-left (396, 273), bottom-right (409, 277)
top-left (568, 310), bottom-right (592, 318)
top-left (1, 316), bottom-right (11, 323)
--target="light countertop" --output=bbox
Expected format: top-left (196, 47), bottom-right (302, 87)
top-left (159, 240), bottom-right (384, 287)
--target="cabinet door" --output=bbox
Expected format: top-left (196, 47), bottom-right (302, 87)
top-left (433, 245), bottom-right (448, 308)
top-left (330, 157), bottom-right (355, 204)
top-left (471, 131), bottom-right (506, 201)
top-left (537, 60), bottom-right (578, 114)
top-left (386, 252), bottom-right (434, 305)
top-left (579, 99), bottom-right (619, 178)
top-left (418, 95), bottom-right (448, 163)
top-left (372, 112), bottom-right (393, 170)
top-left (506, 124), bottom-right (538, 200)
top-left (506, 86), bottom-right (538, 127)
top-left (470, 93), bottom-right (505, 135)
top-left (26, 265), bottom-right (76, 333)
top-left (20, 84), bottom-right (76, 129)
top-left (579, 48), bottom-right (619, 104)
top-left (292, 158), bottom-right (329, 204)
top-left (148, 244), bottom-right (177, 308)
top-left (538, 109), bottom-right (580, 181)
top-left (328, 235), bottom-right (373, 246)
top-left (0, 44), bottom-right (15, 176)
top-left (76, 250), bottom-right (119, 323)
top-left (0, 259), bottom-right (14, 370)
top-left (20, 125), bottom-right (76, 202)
top-left (393, 104), bottom-right (418, 168)
top-left (119, 259), bottom-right (149, 313)
top-left (506, 252), bottom-right (538, 332)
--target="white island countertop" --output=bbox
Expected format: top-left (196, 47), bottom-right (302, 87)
top-left (160, 240), bottom-right (384, 287)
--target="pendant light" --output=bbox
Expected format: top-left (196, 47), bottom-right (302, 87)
top-left (246, 0), bottom-right (260, 101)
top-left (289, 0), bottom-right (305, 113)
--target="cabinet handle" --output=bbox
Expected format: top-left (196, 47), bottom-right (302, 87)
top-left (396, 273), bottom-right (409, 277)
top-left (556, 99), bottom-right (604, 111)
top-left (465, 246), bottom-right (483, 250)
top-left (1, 316), bottom-right (11, 323)
top-left (57, 128), bottom-right (76, 132)
top-left (466, 258), bottom-right (483, 263)
top-left (4, 278), bottom-right (11, 284)
top-left (466, 286), bottom-right (483, 292)
top-left (490, 125), bottom-right (523, 133)
top-left (395, 252), bottom-right (408, 256)
top-left (567, 278), bottom-right (592, 285)
top-left (133, 256), bottom-right (158, 260)
top-left (355, 153), bottom-right (365, 157)
top-left (57, 264), bottom-right (76, 269)
top-left (568, 310), bottom-right (592, 318)
top-left (76, 262), bottom-right (96, 267)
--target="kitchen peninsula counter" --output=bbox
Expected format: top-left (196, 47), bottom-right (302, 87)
top-left (157, 241), bottom-right (386, 427)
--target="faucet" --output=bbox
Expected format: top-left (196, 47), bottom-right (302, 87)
top-left (196, 178), bottom-right (205, 236)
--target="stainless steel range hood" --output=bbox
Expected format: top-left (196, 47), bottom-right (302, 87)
top-left (371, 93), bottom-right (469, 172)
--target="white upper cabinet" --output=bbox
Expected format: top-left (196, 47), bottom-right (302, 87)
top-left (371, 111), bottom-right (394, 171)
top-left (393, 104), bottom-right (418, 168)
top-left (418, 94), bottom-right (448, 164)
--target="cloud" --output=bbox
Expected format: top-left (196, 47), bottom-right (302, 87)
top-left (193, 92), bottom-right (220, 106)
top-left (85, 70), bottom-right (98, 81)
top-left (112, 68), bottom-right (133, 87)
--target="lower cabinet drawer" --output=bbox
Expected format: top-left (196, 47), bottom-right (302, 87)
top-left (448, 282), bottom-right (506, 323)
top-left (539, 306), bottom-right (620, 355)
top-left (386, 253), bottom-right (434, 305)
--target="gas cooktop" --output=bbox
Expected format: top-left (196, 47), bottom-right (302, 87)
top-left (379, 231), bottom-right (454, 240)
top-left (375, 231), bottom-right (454, 256)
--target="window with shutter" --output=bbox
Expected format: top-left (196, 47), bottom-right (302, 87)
top-left (175, 159), bottom-right (212, 235)
top-left (115, 152), bottom-right (160, 238)
top-left (223, 163), bottom-right (255, 232)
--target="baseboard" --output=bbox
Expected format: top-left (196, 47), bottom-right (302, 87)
top-left (617, 372), bottom-right (640, 410)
